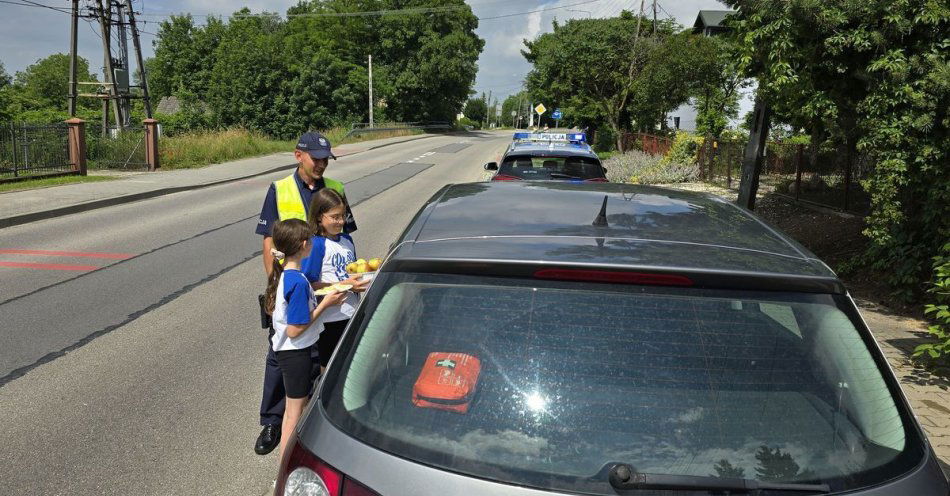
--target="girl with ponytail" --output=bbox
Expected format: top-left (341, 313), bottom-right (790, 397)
top-left (263, 218), bottom-right (346, 461)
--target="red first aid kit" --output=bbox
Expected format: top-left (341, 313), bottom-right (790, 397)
top-left (412, 352), bottom-right (481, 414)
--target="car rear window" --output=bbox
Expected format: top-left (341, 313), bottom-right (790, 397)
top-left (321, 273), bottom-right (921, 494)
top-left (499, 155), bottom-right (604, 180)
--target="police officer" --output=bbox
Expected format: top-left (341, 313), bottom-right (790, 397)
top-left (253, 132), bottom-right (356, 455)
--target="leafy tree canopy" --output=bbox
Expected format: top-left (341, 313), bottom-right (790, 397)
top-left (725, 0), bottom-right (949, 300)
top-left (463, 96), bottom-right (487, 124)
top-left (523, 13), bottom-right (706, 149)
top-left (148, 0), bottom-right (483, 137)
top-left (13, 53), bottom-right (98, 112)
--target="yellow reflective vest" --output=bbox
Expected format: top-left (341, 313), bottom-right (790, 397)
top-left (273, 174), bottom-right (346, 222)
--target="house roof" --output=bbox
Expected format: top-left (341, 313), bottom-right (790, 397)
top-left (693, 10), bottom-right (735, 31)
top-left (156, 96), bottom-right (181, 115)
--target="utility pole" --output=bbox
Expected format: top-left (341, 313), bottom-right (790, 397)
top-left (516, 93), bottom-right (524, 129)
top-left (68, 0), bottom-right (79, 116)
top-left (95, 0), bottom-right (122, 135)
top-left (652, 0), bottom-right (657, 35)
top-left (484, 90), bottom-right (491, 128)
top-left (115, 0), bottom-right (130, 127)
top-left (125, 0), bottom-right (152, 117)
top-left (368, 55), bottom-right (374, 128)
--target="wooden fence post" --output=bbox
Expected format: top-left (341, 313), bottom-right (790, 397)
top-left (143, 118), bottom-right (160, 171)
top-left (65, 118), bottom-right (87, 176)
top-left (794, 144), bottom-right (803, 201)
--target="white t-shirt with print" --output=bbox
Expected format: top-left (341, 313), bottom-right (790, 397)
top-left (302, 234), bottom-right (359, 323)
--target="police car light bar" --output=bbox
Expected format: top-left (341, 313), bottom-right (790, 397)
top-left (512, 132), bottom-right (587, 143)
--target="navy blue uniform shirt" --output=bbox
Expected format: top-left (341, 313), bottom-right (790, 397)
top-left (256, 171), bottom-right (357, 236)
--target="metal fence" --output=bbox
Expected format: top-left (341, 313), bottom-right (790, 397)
top-left (86, 126), bottom-right (149, 170)
top-left (697, 138), bottom-right (871, 215)
top-left (623, 132), bottom-right (673, 156)
top-left (0, 122), bottom-right (72, 179)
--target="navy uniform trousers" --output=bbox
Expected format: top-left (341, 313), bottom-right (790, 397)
top-left (260, 328), bottom-right (285, 426)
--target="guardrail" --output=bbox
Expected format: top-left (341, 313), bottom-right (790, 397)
top-left (343, 121), bottom-right (453, 139)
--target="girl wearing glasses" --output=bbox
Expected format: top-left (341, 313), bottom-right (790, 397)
top-left (303, 188), bottom-right (369, 375)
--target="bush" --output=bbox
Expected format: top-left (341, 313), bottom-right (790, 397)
top-left (914, 243), bottom-right (950, 364)
top-left (603, 149), bottom-right (700, 184)
top-left (456, 117), bottom-right (480, 130)
top-left (593, 127), bottom-right (616, 153)
top-left (661, 131), bottom-right (703, 166)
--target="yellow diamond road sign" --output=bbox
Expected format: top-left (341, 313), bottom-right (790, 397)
top-left (535, 103), bottom-right (546, 115)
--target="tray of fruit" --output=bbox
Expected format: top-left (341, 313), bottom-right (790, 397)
top-left (314, 283), bottom-right (353, 296)
top-left (346, 257), bottom-right (383, 280)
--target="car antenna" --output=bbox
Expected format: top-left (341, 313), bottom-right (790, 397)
top-left (592, 195), bottom-right (608, 227)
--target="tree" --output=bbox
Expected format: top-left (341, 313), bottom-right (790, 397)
top-left (0, 61), bottom-right (10, 87)
top-left (206, 10), bottom-right (289, 137)
top-left (372, 0), bottom-right (483, 122)
top-left (725, 0), bottom-right (949, 301)
top-left (712, 459), bottom-right (745, 478)
top-left (500, 91), bottom-right (528, 127)
top-left (690, 36), bottom-right (747, 137)
top-left (0, 61), bottom-right (12, 121)
top-left (463, 97), bottom-right (487, 125)
top-left (522, 14), bottom-right (699, 150)
top-left (149, 15), bottom-right (226, 100)
top-left (147, 0), bottom-right (484, 135)
top-left (13, 53), bottom-right (97, 112)
top-left (753, 445), bottom-right (816, 482)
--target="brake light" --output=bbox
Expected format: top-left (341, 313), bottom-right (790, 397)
top-left (585, 177), bottom-right (609, 182)
top-left (491, 174), bottom-right (522, 181)
top-left (275, 435), bottom-right (380, 495)
top-left (534, 269), bottom-right (693, 286)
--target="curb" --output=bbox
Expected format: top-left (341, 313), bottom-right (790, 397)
top-left (0, 133), bottom-right (442, 230)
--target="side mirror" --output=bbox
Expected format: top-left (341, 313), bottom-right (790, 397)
top-left (484, 162), bottom-right (498, 171)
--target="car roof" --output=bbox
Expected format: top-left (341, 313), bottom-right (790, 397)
top-left (389, 182), bottom-right (843, 294)
top-left (504, 141), bottom-right (598, 159)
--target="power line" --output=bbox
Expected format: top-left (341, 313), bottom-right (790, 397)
top-left (0, 0), bottom-right (70, 13)
top-left (655, 2), bottom-right (677, 21)
top-left (127, 0), bottom-right (598, 23)
top-left (480, 0), bottom-right (601, 21)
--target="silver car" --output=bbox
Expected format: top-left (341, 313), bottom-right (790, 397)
top-left (275, 182), bottom-right (950, 496)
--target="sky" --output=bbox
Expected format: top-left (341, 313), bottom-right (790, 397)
top-left (0, 0), bottom-right (744, 128)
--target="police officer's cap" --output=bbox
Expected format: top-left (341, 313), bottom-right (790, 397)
top-left (296, 132), bottom-right (336, 160)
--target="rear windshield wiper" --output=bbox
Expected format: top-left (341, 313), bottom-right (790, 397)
top-left (607, 463), bottom-right (830, 494)
top-left (547, 173), bottom-right (583, 180)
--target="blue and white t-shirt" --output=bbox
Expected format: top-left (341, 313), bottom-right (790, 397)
top-left (271, 269), bottom-right (320, 352)
top-left (301, 234), bottom-right (358, 323)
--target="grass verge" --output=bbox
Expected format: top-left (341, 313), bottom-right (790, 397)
top-left (0, 174), bottom-right (117, 194)
top-left (160, 129), bottom-right (295, 169)
top-left (158, 126), bottom-right (426, 170)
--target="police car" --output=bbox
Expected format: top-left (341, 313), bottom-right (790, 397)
top-left (484, 132), bottom-right (608, 182)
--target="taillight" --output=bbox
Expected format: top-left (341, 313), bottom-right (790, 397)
top-left (585, 177), bottom-right (609, 182)
top-left (534, 268), bottom-right (693, 286)
top-left (341, 479), bottom-right (378, 496)
top-left (491, 174), bottom-right (522, 181)
top-left (275, 435), bottom-right (380, 496)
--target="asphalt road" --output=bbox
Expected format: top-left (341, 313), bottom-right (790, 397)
top-left (0, 131), bottom-right (506, 495)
